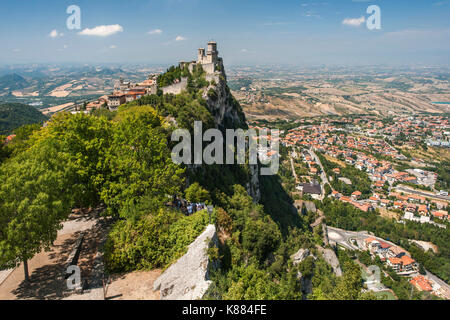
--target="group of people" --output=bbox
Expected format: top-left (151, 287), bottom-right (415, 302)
top-left (170, 196), bottom-right (207, 216)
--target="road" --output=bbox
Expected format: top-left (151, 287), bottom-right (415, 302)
top-left (326, 226), bottom-right (364, 250)
top-left (424, 270), bottom-right (450, 299)
top-left (308, 149), bottom-right (333, 201)
top-left (395, 186), bottom-right (450, 202)
top-left (290, 153), bottom-right (299, 184)
top-left (309, 149), bottom-right (330, 186)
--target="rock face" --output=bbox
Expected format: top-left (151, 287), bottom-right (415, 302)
top-left (316, 245), bottom-right (342, 277)
top-left (201, 60), bottom-right (261, 203)
top-left (173, 48), bottom-right (262, 204)
top-left (203, 62), bottom-right (246, 131)
top-left (153, 224), bottom-right (217, 300)
top-left (247, 164), bottom-right (261, 203)
top-left (291, 248), bottom-right (311, 265)
top-left (296, 272), bottom-right (313, 296)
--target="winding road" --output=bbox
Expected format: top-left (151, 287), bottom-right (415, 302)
top-left (395, 186), bottom-right (450, 202)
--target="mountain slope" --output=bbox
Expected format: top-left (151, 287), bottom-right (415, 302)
top-left (0, 73), bottom-right (29, 91)
top-left (0, 103), bottom-right (48, 134)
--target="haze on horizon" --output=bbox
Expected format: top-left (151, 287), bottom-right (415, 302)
top-left (1, 0), bottom-right (450, 67)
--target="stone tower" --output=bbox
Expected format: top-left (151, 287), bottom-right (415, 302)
top-left (198, 48), bottom-right (206, 64)
top-left (206, 41), bottom-right (218, 64)
top-left (193, 41), bottom-right (222, 74)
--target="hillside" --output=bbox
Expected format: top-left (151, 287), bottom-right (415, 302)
top-left (228, 66), bottom-right (450, 120)
top-left (0, 103), bottom-right (48, 134)
top-left (0, 73), bottom-right (28, 92)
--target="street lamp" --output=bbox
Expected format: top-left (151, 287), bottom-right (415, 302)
top-left (207, 205), bottom-right (213, 225)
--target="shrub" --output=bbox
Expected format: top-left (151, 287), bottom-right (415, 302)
top-left (104, 208), bottom-right (211, 273)
top-left (217, 208), bottom-right (233, 234)
top-left (185, 182), bottom-right (211, 204)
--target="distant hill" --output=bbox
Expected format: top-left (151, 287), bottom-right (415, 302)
top-left (0, 103), bottom-right (48, 135)
top-left (0, 73), bottom-right (29, 91)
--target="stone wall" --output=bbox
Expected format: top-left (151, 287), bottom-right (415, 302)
top-left (162, 77), bottom-right (188, 95)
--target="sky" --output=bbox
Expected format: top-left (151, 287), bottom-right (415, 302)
top-left (1, 0), bottom-right (450, 66)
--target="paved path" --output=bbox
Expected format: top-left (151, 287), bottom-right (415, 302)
top-left (310, 210), bottom-right (324, 228)
top-left (0, 209), bottom-right (108, 300)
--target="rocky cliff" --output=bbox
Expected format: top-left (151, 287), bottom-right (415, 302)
top-left (153, 224), bottom-right (218, 300)
top-left (200, 62), bottom-right (261, 202)
top-left (202, 63), bottom-right (246, 131)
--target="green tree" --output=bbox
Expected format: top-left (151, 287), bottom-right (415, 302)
top-left (185, 182), bottom-right (211, 204)
top-left (0, 139), bottom-right (75, 282)
top-left (8, 123), bottom-right (41, 156)
top-left (330, 261), bottom-right (365, 300)
top-left (223, 264), bottom-right (279, 300)
top-left (101, 106), bottom-right (184, 217)
top-left (32, 112), bottom-right (113, 208)
top-left (0, 135), bottom-right (11, 163)
top-left (242, 216), bottom-right (282, 266)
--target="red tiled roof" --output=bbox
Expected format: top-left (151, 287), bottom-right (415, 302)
top-left (410, 276), bottom-right (432, 292)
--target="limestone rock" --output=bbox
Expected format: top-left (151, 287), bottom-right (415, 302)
top-left (291, 248), bottom-right (310, 265)
top-left (316, 245), bottom-right (342, 277)
top-left (153, 224), bottom-right (217, 300)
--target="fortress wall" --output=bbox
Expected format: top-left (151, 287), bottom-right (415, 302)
top-left (201, 63), bottom-right (215, 74)
top-left (162, 77), bottom-right (188, 95)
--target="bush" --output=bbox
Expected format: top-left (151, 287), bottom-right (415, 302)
top-left (104, 208), bottom-right (211, 273)
top-left (217, 208), bottom-right (233, 234)
top-left (185, 182), bottom-right (211, 204)
top-left (242, 216), bottom-right (282, 266)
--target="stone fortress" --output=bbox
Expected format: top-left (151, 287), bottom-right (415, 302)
top-left (108, 41), bottom-right (224, 108)
top-left (193, 41), bottom-right (222, 75)
top-left (163, 41), bottom-right (224, 95)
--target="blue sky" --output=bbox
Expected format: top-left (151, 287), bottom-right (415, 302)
top-left (1, 0), bottom-right (450, 66)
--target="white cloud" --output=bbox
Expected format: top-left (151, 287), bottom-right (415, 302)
top-left (78, 24), bottom-right (123, 37)
top-left (241, 49), bottom-right (248, 53)
top-left (342, 16), bottom-right (365, 27)
top-left (109, 45), bottom-right (117, 49)
top-left (12, 48), bottom-right (21, 53)
top-left (49, 29), bottom-right (63, 38)
top-left (175, 35), bottom-right (186, 41)
top-left (148, 29), bottom-right (162, 35)
top-left (304, 11), bottom-right (321, 19)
